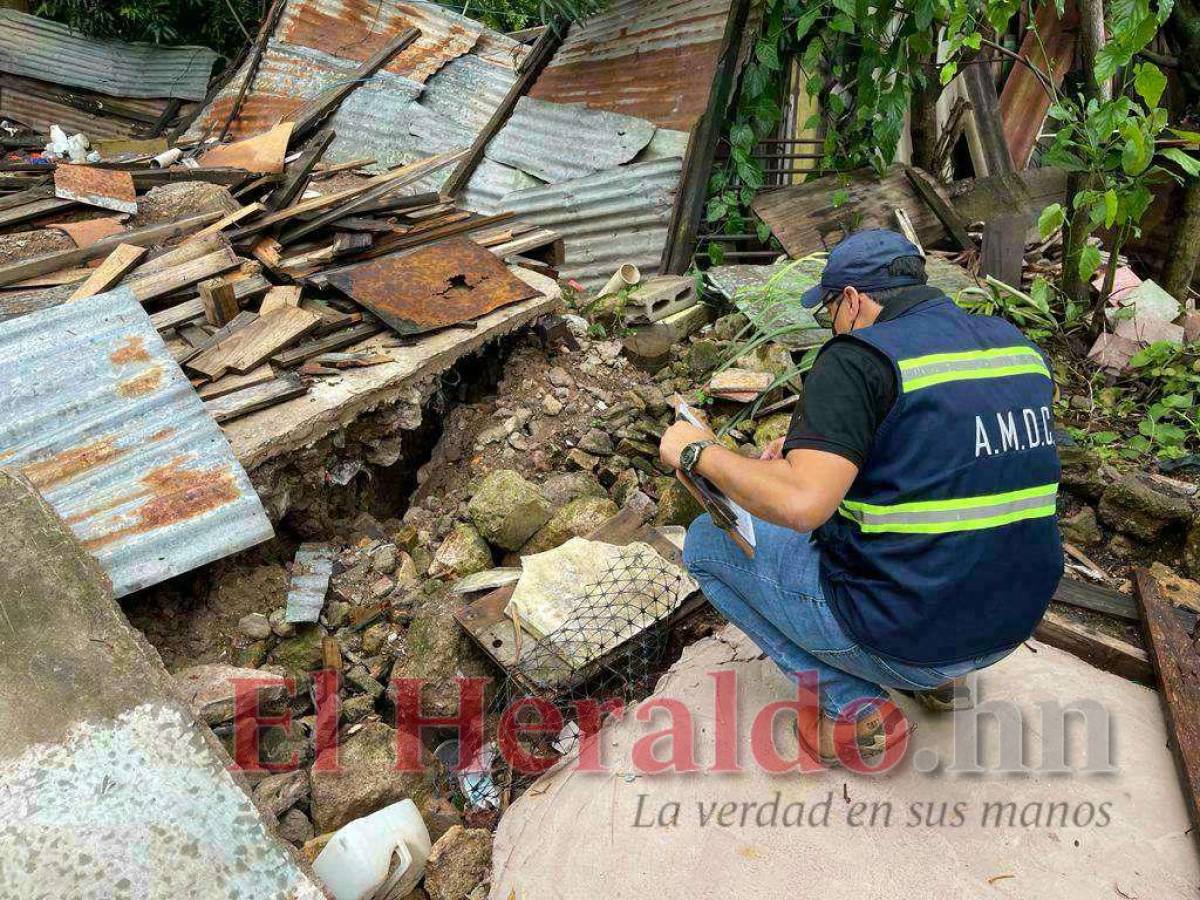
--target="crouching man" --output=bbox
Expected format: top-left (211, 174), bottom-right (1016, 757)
top-left (660, 230), bottom-right (1062, 767)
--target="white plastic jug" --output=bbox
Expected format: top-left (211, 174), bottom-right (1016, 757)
top-left (313, 799), bottom-right (433, 900)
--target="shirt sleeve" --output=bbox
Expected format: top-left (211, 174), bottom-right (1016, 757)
top-left (782, 339), bottom-right (897, 467)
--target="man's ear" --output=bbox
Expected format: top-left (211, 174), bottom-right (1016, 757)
top-left (841, 286), bottom-right (861, 317)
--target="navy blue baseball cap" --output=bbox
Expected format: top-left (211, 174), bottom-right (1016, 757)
top-left (800, 229), bottom-right (926, 308)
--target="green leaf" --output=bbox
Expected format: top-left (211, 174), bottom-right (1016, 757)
top-left (730, 122), bottom-right (755, 153)
top-left (1170, 127), bottom-right (1200, 145)
top-left (1121, 123), bottom-right (1152, 175)
top-left (1161, 147), bottom-right (1200, 177)
top-left (963, 32), bottom-right (982, 49)
top-left (1078, 245), bottom-right (1102, 281)
top-left (707, 242), bottom-right (725, 266)
top-left (939, 61), bottom-right (958, 86)
top-left (1134, 62), bottom-right (1167, 109)
top-left (1038, 203), bottom-right (1065, 238)
top-left (755, 39), bottom-right (780, 71)
top-left (794, 5), bottom-right (823, 42)
top-left (831, 188), bottom-right (850, 207)
top-left (1103, 189), bottom-right (1118, 228)
top-left (705, 199), bottom-right (728, 223)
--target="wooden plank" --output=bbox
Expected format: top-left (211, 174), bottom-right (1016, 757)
top-left (205, 374), bottom-right (307, 424)
top-left (199, 277), bottom-right (238, 326)
top-left (442, 19), bottom-right (565, 196)
top-left (188, 306), bottom-right (321, 379)
top-left (0, 212), bottom-right (222, 288)
top-left (259, 285), bottom-right (302, 316)
top-left (183, 203), bottom-right (264, 244)
top-left (179, 311), bottom-right (259, 365)
top-left (1053, 576), bottom-right (1138, 621)
top-left (277, 149), bottom-right (466, 246)
top-left (9, 267), bottom-right (92, 288)
top-left (0, 196), bottom-right (75, 229)
top-left (197, 364), bottom-right (275, 400)
top-left (269, 322), bottom-right (383, 367)
top-left (68, 244), bottom-right (147, 301)
top-left (290, 28), bottom-right (420, 142)
top-left (137, 235), bottom-right (229, 276)
top-left (660, 0), bottom-right (752, 274)
top-left (980, 214), bottom-right (1025, 287)
top-left (130, 168), bottom-right (251, 190)
top-left (904, 166), bottom-right (971, 249)
top-left (1034, 609), bottom-right (1152, 684)
top-left (1134, 568), bottom-right (1200, 840)
top-left (266, 129), bottom-right (335, 212)
top-left (124, 247), bottom-right (241, 304)
top-left (999, 0), bottom-right (1078, 170)
top-left (960, 52), bottom-right (1014, 175)
top-left (150, 298), bottom-right (205, 331)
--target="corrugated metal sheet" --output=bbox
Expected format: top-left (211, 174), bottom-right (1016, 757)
top-left (420, 53), bottom-right (518, 133)
top-left (0, 74), bottom-right (188, 140)
top-left (285, 542), bottom-right (335, 623)
top-left (0, 10), bottom-right (218, 101)
top-left (500, 157), bottom-right (683, 289)
top-left (0, 288), bottom-right (273, 597)
top-left (527, 0), bottom-right (732, 131)
top-left (459, 157), bottom-right (543, 215)
top-left (485, 96), bottom-right (657, 184)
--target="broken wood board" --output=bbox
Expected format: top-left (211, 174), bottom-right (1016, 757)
top-left (180, 311), bottom-right (259, 365)
top-left (183, 203), bottom-right (264, 244)
top-left (0, 196), bottom-right (76, 230)
top-left (124, 247), bottom-right (241, 305)
top-left (950, 167), bottom-right (1068, 239)
top-left (980, 215), bottom-right (1025, 288)
top-left (53, 165), bottom-right (136, 214)
top-left (200, 277), bottom-right (239, 326)
top-left (269, 322), bottom-right (384, 367)
top-left (259, 285), bottom-right (302, 316)
top-left (205, 373), bottom-right (307, 424)
top-left (325, 238), bottom-right (539, 336)
top-left (196, 364), bottom-right (274, 400)
top-left (1135, 568), bottom-right (1200, 843)
top-left (68, 244), bottom-right (147, 301)
top-left (0, 212), bottom-right (223, 288)
top-left (223, 273), bottom-right (558, 471)
top-left (1053, 576), bottom-right (1138, 621)
top-left (750, 165), bottom-right (954, 257)
top-left (1034, 609), bottom-right (1152, 685)
top-left (199, 123), bottom-right (293, 174)
top-left (188, 306), bottom-right (320, 379)
top-left (266, 129), bottom-right (334, 212)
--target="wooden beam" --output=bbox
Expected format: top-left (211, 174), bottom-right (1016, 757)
top-left (199, 277), bottom-right (239, 326)
top-left (1053, 576), bottom-right (1138, 621)
top-left (904, 166), bottom-right (972, 249)
top-left (1034, 609), bottom-right (1152, 684)
top-left (441, 19), bottom-right (566, 197)
top-left (124, 248), bottom-right (241, 304)
top-left (661, 0), bottom-right (752, 274)
top-left (289, 28), bottom-right (420, 143)
top-left (217, 0), bottom-right (289, 142)
top-left (980, 214), bottom-right (1025, 286)
top-left (269, 322), bottom-right (383, 367)
top-left (205, 373), bottom-right (307, 423)
top-left (960, 53), bottom-right (1014, 176)
top-left (1135, 568), bottom-right (1200, 842)
top-left (67, 244), bottom-right (147, 302)
top-left (266, 129), bottom-right (335, 212)
top-left (0, 211), bottom-right (222, 288)
top-left (188, 306), bottom-right (321, 379)
top-left (183, 203), bottom-right (265, 244)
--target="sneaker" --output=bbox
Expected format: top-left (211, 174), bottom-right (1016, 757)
top-left (795, 705), bottom-right (913, 768)
top-left (902, 679), bottom-right (973, 713)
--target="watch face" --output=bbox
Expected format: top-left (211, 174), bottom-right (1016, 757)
top-left (681, 444), bottom-right (697, 469)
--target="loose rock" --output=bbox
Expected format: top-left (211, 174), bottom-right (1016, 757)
top-left (1098, 472), bottom-right (1192, 541)
top-left (522, 496), bottom-right (619, 554)
top-left (424, 826), bottom-right (493, 900)
top-left (429, 523), bottom-right (493, 579)
top-left (467, 469), bottom-right (551, 551)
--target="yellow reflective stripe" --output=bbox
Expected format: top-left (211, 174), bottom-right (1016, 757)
top-left (837, 503), bottom-right (1057, 534)
top-left (898, 346), bottom-right (1044, 371)
top-left (840, 482), bottom-right (1059, 516)
top-left (903, 363), bottom-right (1051, 393)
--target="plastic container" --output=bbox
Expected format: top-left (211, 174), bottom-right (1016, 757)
top-left (312, 799), bottom-right (432, 900)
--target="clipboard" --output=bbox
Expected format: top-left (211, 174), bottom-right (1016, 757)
top-left (672, 397), bottom-right (756, 558)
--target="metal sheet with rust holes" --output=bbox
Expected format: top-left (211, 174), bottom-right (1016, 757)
top-left (53, 165), bottom-right (137, 215)
top-left (326, 238), bottom-right (539, 335)
top-left (0, 286), bottom-right (273, 597)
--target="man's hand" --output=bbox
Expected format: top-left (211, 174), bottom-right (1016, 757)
top-left (760, 436), bottom-right (787, 460)
top-left (659, 420), bottom-right (716, 470)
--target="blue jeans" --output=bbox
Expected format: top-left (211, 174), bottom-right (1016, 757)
top-left (683, 514), bottom-right (1013, 719)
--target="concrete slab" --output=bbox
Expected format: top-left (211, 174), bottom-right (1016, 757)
top-left (224, 268), bottom-right (560, 471)
top-left (0, 470), bottom-right (323, 898)
top-left (492, 625), bottom-right (1200, 898)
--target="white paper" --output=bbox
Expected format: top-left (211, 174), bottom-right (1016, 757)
top-left (677, 401), bottom-right (756, 548)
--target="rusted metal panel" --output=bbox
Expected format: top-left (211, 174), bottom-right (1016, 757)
top-left (500, 157), bottom-right (683, 290)
top-left (0, 287), bottom-right (273, 597)
top-left (53, 165), bottom-right (137, 215)
top-left (485, 96), bottom-right (657, 184)
top-left (0, 9), bottom-right (218, 101)
top-left (527, 0), bottom-right (732, 131)
top-left (326, 237), bottom-right (539, 335)
top-left (421, 53), bottom-right (519, 133)
top-left (0, 74), bottom-right (189, 141)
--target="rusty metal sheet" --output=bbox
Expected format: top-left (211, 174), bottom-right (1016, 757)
top-left (485, 96), bottom-right (657, 184)
top-left (0, 74), bottom-right (190, 141)
top-left (0, 287), bottom-right (273, 597)
top-left (499, 157), bottom-right (683, 291)
top-left (199, 122), bottom-right (293, 174)
top-left (47, 218), bottom-right (127, 248)
top-left (527, 0), bottom-right (732, 131)
top-left (326, 238), bottom-right (539, 335)
top-left (53, 165), bottom-right (137, 215)
top-left (0, 9), bottom-right (218, 101)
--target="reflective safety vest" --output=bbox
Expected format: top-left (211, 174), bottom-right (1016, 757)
top-left (816, 297), bottom-right (1062, 666)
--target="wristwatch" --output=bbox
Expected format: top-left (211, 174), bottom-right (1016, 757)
top-left (680, 440), bottom-right (716, 476)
